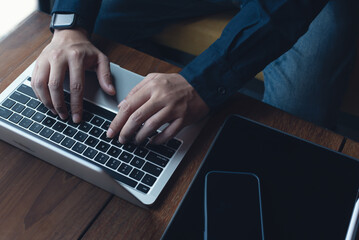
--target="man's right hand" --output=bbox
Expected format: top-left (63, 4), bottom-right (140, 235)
top-left (31, 28), bottom-right (115, 123)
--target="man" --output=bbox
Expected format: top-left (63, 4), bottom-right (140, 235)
top-left (32, 0), bottom-right (358, 145)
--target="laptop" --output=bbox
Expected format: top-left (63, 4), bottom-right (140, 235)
top-left (0, 61), bottom-right (204, 207)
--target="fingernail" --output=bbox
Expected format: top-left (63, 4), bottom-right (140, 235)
top-left (107, 128), bottom-right (114, 138)
top-left (118, 136), bottom-right (127, 144)
top-left (109, 84), bottom-right (115, 93)
top-left (59, 113), bottom-right (68, 120)
top-left (50, 109), bottom-right (57, 115)
top-left (72, 113), bottom-right (81, 123)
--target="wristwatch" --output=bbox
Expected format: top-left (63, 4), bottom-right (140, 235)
top-left (50, 13), bottom-right (88, 33)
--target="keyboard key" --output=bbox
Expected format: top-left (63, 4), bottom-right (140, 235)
top-left (94, 153), bottom-right (109, 164)
top-left (72, 142), bottom-right (86, 154)
top-left (26, 99), bottom-right (41, 109)
top-left (130, 169), bottom-right (145, 181)
top-left (50, 132), bottom-right (65, 143)
top-left (141, 174), bottom-right (156, 187)
top-left (78, 122), bottom-right (92, 132)
top-left (67, 118), bottom-right (79, 127)
top-left (108, 146), bottom-right (122, 158)
top-left (74, 132), bottom-right (88, 142)
top-left (40, 127), bottom-right (54, 138)
top-left (91, 116), bottom-right (104, 126)
top-left (142, 162), bottom-right (162, 177)
top-left (123, 143), bottom-right (137, 153)
top-left (47, 110), bottom-right (57, 118)
top-left (63, 126), bottom-right (77, 137)
top-left (0, 106), bottom-right (13, 119)
top-left (85, 136), bottom-right (99, 147)
top-left (61, 137), bottom-right (75, 149)
top-left (9, 113), bottom-right (22, 123)
top-left (136, 184), bottom-right (150, 194)
top-left (134, 147), bottom-right (148, 158)
top-left (130, 157), bottom-right (145, 168)
top-left (2, 99), bottom-right (15, 108)
top-left (89, 126), bottom-right (103, 137)
top-left (111, 138), bottom-right (123, 148)
top-left (83, 148), bottom-right (98, 159)
top-left (29, 122), bottom-right (43, 133)
top-left (19, 118), bottom-right (33, 128)
top-left (32, 112), bottom-right (46, 122)
top-left (147, 144), bottom-right (175, 158)
top-left (101, 120), bottom-right (111, 130)
top-left (82, 111), bottom-right (94, 122)
top-left (52, 121), bottom-right (66, 132)
top-left (96, 141), bottom-right (110, 153)
top-left (12, 103), bottom-right (25, 113)
top-left (106, 158), bottom-right (121, 170)
top-left (107, 171), bottom-right (137, 188)
top-left (100, 132), bottom-right (112, 142)
top-left (43, 117), bottom-right (56, 127)
top-left (36, 103), bottom-right (48, 113)
top-left (22, 108), bottom-right (35, 118)
top-left (146, 152), bottom-right (169, 168)
top-left (118, 163), bottom-right (133, 175)
top-left (119, 152), bottom-right (133, 163)
top-left (10, 92), bottom-right (30, 104)
top-left (17, 84), bottom-right (37, 98)
top-left (83, 100), bottom-right (116, 121)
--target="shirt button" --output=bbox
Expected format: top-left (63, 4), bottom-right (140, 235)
top-left (217, 86), bottom-right (226, 95)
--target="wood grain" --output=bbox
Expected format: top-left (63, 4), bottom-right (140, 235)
top-left (342, 139), bottom-right (359, 159)
top-left (0, 12), bottom-right (112, 239)
top-left (0, 11), bottom-right (349, 240)
top-left (82, 98), bottom-right (344, 239)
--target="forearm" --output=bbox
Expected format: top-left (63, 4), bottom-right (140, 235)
top-left (181, 0), bottom-right (328, 109)
top-left (51, 0), bottom-right (102, 34)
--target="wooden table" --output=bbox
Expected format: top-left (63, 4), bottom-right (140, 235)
top-left (0, 11), bottom-right (358, 240)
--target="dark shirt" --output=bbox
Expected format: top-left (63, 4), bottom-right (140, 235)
top-left (52, 0), bottom-right (328, 109)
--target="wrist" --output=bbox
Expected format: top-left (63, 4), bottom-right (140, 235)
top-left (53, 28), bottom-right (90, 41)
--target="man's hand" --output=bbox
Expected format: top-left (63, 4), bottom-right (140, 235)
top-left (31, 28), bottom-right (115, 123)
top-left (106, 73), bottom-right (210, 145)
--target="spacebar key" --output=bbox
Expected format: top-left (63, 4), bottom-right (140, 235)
top-left (103, 169), bottom-right (137, 188)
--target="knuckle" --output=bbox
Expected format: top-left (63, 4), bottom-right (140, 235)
top-left (70, 82), bottom-right (83, 93)
top-left (120, 101), bottom-right (132, 115)
top-left (146, 119), bottom-right (159, 129)
top-left (49, 49), bottom-right (63, 61)
top-left (68, 48), bottom-right (83, 60)
top-left (33, 79), bottom-right (47, 89)
top-left (130, 110), bottom-right (144, 125)
top-left (48, 78), bottom-right (62, 91)
top-left (102, 72), bottom-right (111, 81)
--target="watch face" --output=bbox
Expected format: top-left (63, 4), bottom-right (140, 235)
top-left (53, 13), bottom-right (76, 28)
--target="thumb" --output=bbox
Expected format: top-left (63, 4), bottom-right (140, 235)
top-left (96, 55), bottom-right (116, 96)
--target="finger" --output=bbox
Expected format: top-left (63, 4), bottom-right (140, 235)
top-left (32, 61), bottom-right (52, 110)
top-left (134, 106), bottom-right (174, 144)
top-left (68, 57), bottom-right (85, 123)
top-left (107, 88), bottom-right (151, 141)
top-left (151, 118), bottom-right (184, 145)
top-left (120, 99), bottom-right (163, 144)
top-left (127, 73), bottom-right (157, 97)
top-left (96, 54), bottom-right (115, 96)
top-left (31, 63), bottom-right (41, 101)
top-left (48, 59), bottom-right (68, 119)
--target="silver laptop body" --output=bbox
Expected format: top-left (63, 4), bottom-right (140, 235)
top-left (0, 62), bottom-right (203, 207)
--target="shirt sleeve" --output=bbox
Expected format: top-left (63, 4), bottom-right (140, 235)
top-left (51, 0), bottom-right (102, 34)
top-left (180, 0), bottom-right (328, 109)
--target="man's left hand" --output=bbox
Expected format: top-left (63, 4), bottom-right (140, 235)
top-left (106, 73), bottom-right (209, 145)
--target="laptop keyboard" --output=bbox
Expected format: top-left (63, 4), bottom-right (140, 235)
top-left (0, 77), bottom-right (182, 194)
